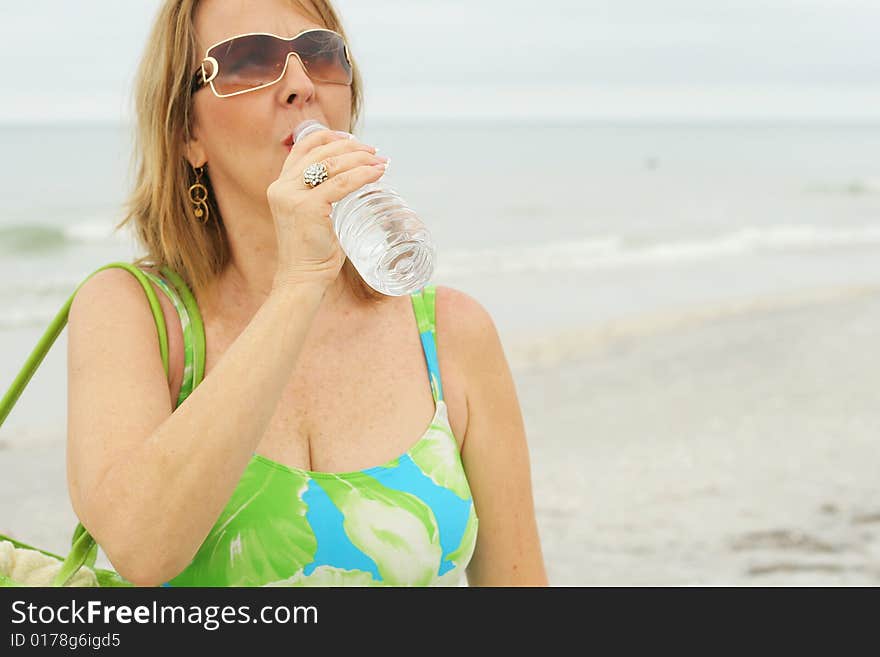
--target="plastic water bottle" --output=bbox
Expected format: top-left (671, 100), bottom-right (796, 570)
top-left (292, 119), bottom-right (435, 296)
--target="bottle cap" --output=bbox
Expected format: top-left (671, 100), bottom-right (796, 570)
top-left (292, 119), bottom-right (326, 144)
top-left (292, 120), bottom-right (352, 144)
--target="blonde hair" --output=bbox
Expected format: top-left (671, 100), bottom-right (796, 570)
top-left (116, 0), bottom-right (386, 304)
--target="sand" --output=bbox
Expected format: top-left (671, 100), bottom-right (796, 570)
top-left (512, 284), bottom-right (880, 585)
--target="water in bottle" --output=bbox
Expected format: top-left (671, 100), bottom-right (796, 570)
top-left (292, 119), bottom-right (435, 296)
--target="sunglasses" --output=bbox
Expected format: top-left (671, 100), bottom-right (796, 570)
top-left (190, 29), bottom-right (353, 98)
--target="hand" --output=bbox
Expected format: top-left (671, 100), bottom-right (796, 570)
top-left (267, 128), bottom-right (388, 290)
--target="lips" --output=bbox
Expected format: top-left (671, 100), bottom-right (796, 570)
top-left (282, 133), bottom-right (294, 147)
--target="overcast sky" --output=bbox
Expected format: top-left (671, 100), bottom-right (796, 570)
top-left (1, 0), bottom-right (877, 122)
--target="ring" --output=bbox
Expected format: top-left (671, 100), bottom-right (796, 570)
top-left (303, 162), bottom-right (329, 187)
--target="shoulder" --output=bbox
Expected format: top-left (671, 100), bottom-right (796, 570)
top-left (433, 285), bottom-right (507, 392)
top-left (432, 286), bottom-right (529, 482)
top-left (69, 265), bottom-right (181, 385)
top-left (67, 267), bottom-right (164, 388)
top-left (70, 265), bottom-right (177, 326)
top-left (70, 266), bottom-right (155, 322)
top-left (434, 285), bottom-right (501, 354)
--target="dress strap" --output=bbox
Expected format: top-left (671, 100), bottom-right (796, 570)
top-left (410, 285), bottom-right (444, 403)
top-left (140, 268), bottom-right (197, 409)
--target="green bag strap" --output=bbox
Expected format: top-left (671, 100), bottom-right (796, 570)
top-left (0, 261), bottom-right (173, 586)
top-left (159, 265), bottom-right (206, 387)
top-left (0, 261), bottom-right (169, 427)
top-left (51, 525), bottom-right (99, 586)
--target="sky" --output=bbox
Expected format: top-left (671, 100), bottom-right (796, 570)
top-left (0, 0), bottom-right (877, 122)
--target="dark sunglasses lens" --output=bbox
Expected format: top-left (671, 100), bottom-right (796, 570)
top-left (209, 34), bottom-right (289, 95)
top-left (208, 31), bottom-right (352, 95)
top-left (293, 31), bottom-right (352, 84)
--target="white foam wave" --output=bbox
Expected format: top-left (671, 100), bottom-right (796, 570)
top-left (0, 306), bottom-right (62, 331)
top-left (808, 179), bottom-right (880, 196)
top-left (0, 273), bottom-right (87, 299)
top-left (63, 219), bottom-right (127, 244)
top-left (434, 225), bottom-right (880, 277)
top-left (3, 224), bottom-right (880, 329)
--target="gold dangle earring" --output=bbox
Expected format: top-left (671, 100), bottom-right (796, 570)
top-left (189, 165), bottom-right (210, 224)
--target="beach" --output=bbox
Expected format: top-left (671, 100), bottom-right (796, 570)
top-left (1, 283), bottom-right (879, 584)
top-left (516, 284), bottom-right (880, 585)
top-left (2, 119), bottom-right (879, 585)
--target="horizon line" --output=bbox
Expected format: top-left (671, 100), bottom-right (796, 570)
top-left (2, 116), bottom-right (880, 128)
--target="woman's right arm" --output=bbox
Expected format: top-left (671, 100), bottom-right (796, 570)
top-left (67, 271), bottom-right (326, 586)
top-left (67, 130), bottom-right (386, 587)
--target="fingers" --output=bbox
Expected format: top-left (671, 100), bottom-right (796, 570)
top-left (291, 127), bottom-right (348, 155)
top-left (310, 161), bottom-right (388, 202)
top-left (281, 128), bottom-right (376, 180)
top-left (312, 150), bottom-right (387, 181)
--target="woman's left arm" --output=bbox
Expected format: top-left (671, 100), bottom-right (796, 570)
top-left (440, 287), bottom-right (548, 586)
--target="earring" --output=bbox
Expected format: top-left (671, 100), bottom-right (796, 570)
top-left (189, 165), bottom-right (210, 224)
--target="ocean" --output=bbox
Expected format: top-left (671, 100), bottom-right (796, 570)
top-left (1, 119), bottom-right (879, 435)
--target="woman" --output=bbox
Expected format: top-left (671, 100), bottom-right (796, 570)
top-left (66, 0), bottom-right (546, 587)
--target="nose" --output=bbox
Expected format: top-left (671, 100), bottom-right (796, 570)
top-left (277, 51), bottom-right (315, 108)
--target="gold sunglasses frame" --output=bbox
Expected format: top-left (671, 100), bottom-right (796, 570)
top-left (190, 28), bottom-right (353, 99)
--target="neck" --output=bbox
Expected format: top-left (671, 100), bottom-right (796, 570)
top-left (197, 181), bottom-right (354, 319)
top-left (200, 250), bottom-right (356, 329)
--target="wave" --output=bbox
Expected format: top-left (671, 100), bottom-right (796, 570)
top-left (0, 305), bottom-right (64, 331)
top-left (0, 219), bottom-right (125, 253)
top-left (4, 219), bottom-right (877, 272)
top-left (3, 222), bottom-right (880, 330)
top-left (806, 179), bottom-right (880, 196)
top-left (434, 224), bottom-right (880, 277)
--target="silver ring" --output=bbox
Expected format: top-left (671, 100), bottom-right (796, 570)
top-left (303, 162), bottom-right (329, 187)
